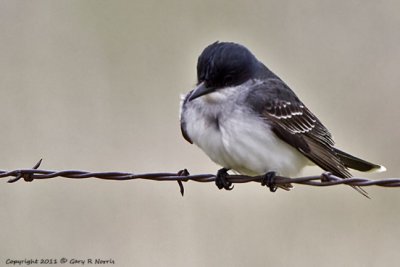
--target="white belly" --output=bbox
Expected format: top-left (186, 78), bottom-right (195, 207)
top-left (181, 88), bottom-right (309, 177)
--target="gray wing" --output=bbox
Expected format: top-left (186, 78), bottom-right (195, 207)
top-left (246, 78), bottom-right (352, 178)
top-left (180, 91), bottom-right (193, 144)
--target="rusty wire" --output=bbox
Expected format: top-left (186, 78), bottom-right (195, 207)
top-left (0, 159), bottom-right (398, 195)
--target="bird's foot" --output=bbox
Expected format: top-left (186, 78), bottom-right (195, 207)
top-left (215, 168), bottom-right (233, 190)
top-left (261, 171), bottom-right (278, 192)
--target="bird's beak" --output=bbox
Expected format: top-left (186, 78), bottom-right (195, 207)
top-left (188, 82), bottom-right (216, 101)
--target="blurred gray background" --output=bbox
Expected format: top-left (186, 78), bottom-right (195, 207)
top-left (1, 1), bottom-right (399, 266)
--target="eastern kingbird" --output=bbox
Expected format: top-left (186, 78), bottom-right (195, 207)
top-left (180, 41), bottom-right (385, 196)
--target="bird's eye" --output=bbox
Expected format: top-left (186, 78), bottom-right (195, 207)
top-left (224, 74), bottom-right (234, 86)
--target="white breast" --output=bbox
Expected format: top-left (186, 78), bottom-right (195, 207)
top-left (180, 84), bottom-right (309, 177)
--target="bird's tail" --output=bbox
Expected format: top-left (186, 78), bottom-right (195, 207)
top-left (334, 148), bottom-right (386, 173)
top-left (333, 148), bottom-right (386, 198)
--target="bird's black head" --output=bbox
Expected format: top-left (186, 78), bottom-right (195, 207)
top-left (189, 41), bottom-right (259, 101)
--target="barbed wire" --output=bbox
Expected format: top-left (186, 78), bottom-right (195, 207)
top-left (0, 159), bottom-right (398, 196)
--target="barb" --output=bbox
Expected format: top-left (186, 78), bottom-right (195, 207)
top-left (1, 160), bottom-right (398, 195)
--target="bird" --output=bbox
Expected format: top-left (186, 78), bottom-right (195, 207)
top-left (180, 41), bottom-right (385, 196)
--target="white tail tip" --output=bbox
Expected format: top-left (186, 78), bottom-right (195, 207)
top-left (373, 165), bottom-right (387, 173)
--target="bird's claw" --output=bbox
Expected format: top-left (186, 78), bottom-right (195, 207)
top-left (215, 168), bottom-right (233, 190)
top-left (261, 171), bottom-right (278, 192)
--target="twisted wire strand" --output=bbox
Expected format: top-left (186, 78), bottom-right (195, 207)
top-left (1, 160), bottom-right (398, 192)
